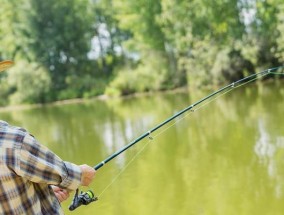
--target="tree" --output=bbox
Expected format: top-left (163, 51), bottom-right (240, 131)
top-left (275, 1), bottom-right (284, 62)
top-left (24, 0), bottom-right (95, 99)
top-left (247, 0), bottom-right (280, 67)
top-left (90, 0), bottom-right (131, 74)
top-left (110, 0), bottom-right (182, 92)
top-left (159, 0), bottom-right (249, 86)
top-left (0, 0), bottom-right (29, 60)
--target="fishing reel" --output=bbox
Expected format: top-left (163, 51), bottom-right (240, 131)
top-left (69, 189), bottom-right (98, 211)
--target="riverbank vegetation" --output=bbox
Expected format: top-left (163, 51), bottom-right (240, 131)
top-left (0, 0), bottom-right (283, 106)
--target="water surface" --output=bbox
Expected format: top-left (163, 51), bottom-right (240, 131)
top-left (0, 82), bottom-right (284, 215)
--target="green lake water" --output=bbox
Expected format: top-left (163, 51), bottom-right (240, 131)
top-left (0, 82), bottom-right (284, 215)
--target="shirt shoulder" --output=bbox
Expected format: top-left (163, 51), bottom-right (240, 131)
top-left (0, 120), bottom-right (29, 149)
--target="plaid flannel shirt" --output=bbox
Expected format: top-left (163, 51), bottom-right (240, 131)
top-left (0, 120), bottom-right (82, 215)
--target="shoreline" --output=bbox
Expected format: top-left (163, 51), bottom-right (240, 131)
top-left (1, 77), bottom-right (282, 112)
top-left (0, 87), bottom-right (189, 112)
top-left (0, 95), bottom-right (107, 112)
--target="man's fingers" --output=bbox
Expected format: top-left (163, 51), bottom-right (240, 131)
top-left (79, 164), bottom-right (96, 186)
top-left (55, 190), bottom-right (70, 202)
top-left (51, 186), bottom-right (70, 202)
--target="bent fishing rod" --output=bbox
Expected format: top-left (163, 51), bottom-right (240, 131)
top-left (69, 66), bottom-right (284, 211)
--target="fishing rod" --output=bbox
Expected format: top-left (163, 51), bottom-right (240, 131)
top-left (69, 66), bottom-right (284, 211)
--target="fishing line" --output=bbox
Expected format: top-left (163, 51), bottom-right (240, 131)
top-left (96, 67), bottom-right (278, 199)
top-left (69, 66), bottom-right (284, 211)
top-left (97, 107), bottom-right (192, 198)
top-left (97, 112), bottom-right (192, 199)
top-left (97, 137), bottom-right (154, 198)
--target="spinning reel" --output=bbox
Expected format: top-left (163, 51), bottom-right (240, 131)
top-left (69, 189), bottom-right (98, 211)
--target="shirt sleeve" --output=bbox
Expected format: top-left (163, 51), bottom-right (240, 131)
top-left (14, 133), bottom-right (82, 191)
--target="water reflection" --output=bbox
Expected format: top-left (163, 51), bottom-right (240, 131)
top-left (0, 82), bottom-right (283, 215)
top-left (255, 118), bottom-right (284, 199)
top-left (255, 119), bottom-right (276, 165)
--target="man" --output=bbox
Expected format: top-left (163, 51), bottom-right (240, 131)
top-left (0, 60), bottom-right (96, 214)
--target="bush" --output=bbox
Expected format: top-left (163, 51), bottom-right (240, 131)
top-left (105, 53), bottom-right (169, 96)
top-left (57, 74), bottom-right (109, 100)
top-left (212, 49), bottom-right (255, 84)
top-left (6, 60), bottom-right (51, 105)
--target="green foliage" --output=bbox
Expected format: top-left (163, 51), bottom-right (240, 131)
top-left (0, 0), bottom-right (30, 59)
top-left (5, 61), bottom-right (51, 105)
top-left (114, 0), bottom-right (166, 51)
top-left (211, 49), bottom-right (255, 84)
top-left (24, 0), bottom-right (94, 95)
top-left (159, 0), bottom-right (249, 89)
top-left (56, 74), bottom-right (109, 100)
top-left (105, 53), bottom-right (168, 96)
top-left (1, 0), bottom-right (284, 106)
top-left (275, 3), bottom-right (284, 61)
top-left (0, 78), bottom-right (12, 107)
top-left (247, 0), bottom-right (280, 66)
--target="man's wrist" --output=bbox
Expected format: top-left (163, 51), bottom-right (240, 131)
top-left (60, 162), bottom-right (82, 190)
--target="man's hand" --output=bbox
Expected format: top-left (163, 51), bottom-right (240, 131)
top-left (79, 164), bottom-right (96, 186)
top-left (51, 186), bottom-right (70, 202)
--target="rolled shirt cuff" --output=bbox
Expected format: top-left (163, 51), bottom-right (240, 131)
top-left (60, 161), bottom-right (82, 190)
